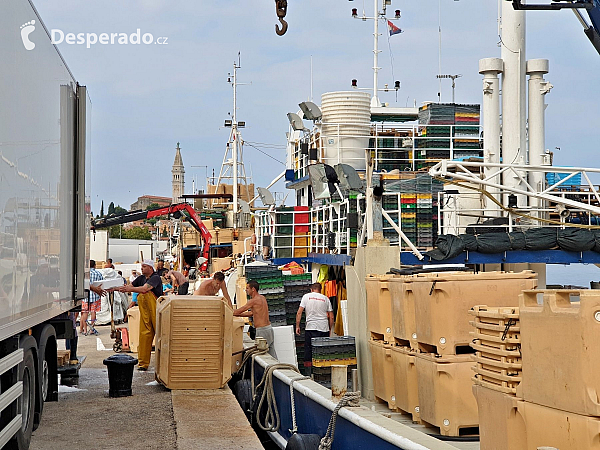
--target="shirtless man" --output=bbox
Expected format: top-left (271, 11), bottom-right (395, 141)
top-left (194, 272), bottom-right (232, 306)
top-left (233, 279), bottom-right (277, 358)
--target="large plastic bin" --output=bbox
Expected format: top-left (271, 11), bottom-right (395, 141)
top-left (231, 317), bottom-right (246, 374)
top-left (155, 296), bottom-right (233, 389)
top-left (473, 384), bottom-right (526, 450)
top-left (520, 289), bottom-right (600, 416)
top-left (389, 276), bottom-right (417, 349)
top-left (365, 274), bottom-right (394, 342)
top-left (368, 339), bottom-right (396, 410)
top-left (415, 352), bottom-right (478, 436)
top-left (520, 400), bottom-right (600, 450)
top-left (408, 271), bottom-right (536, 354)
top-left (391, 345), bottom-right (420, 422)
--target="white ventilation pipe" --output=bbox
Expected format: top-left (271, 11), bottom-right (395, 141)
top-left (479, 58), bottom-right (504, 215)
top-left (500, 2), bottom-right (527, 208)
top-left (527, 59), bottom-right (552, 215)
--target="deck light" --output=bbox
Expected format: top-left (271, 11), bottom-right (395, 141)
top-left (395, 10), bottom-right (401, 18)
top-left (224, 120), bottom-right (232, 127)
top-left (395, 81), bottom-right (400, 90)
top-left (352, 8), bottom-right (358, 17)
top-left (351, 79), bottom-right (358, 88)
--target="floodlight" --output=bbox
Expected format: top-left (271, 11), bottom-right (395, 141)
top-left (224, 120), bottom-right (233, 127)
top-left (257, 187), bottom-right (276, 206)
top-left (298, 101), bottom-right (322, 121)
top-left (308, 163), bottom-right (339, 200)
top-left (287, 112), bottom-right (306, 131)
top-left (238, 199), bottom-right (251, 213)
top-left (334, 164), bottom-right (364, 191)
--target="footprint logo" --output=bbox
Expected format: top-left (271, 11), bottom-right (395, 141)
top-left (20, 20), bottom-right (36, 51)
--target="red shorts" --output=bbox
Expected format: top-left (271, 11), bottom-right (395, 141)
top-left (82, 299), bottom-right (101, 313)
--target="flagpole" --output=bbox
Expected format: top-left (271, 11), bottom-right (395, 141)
top-left (372, 0), bottom-right (382, 108)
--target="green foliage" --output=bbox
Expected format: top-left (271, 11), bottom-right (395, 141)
top-left (108, 225), bottom-right (123, 239)
top-left (146, 203), bottom-right (161, 211)
top-left (100, 200), bottom-right (104, 217)
top-left (114, 205), bottom-right (127, 215)
top-left (162, 228), bottom-right (168, 238)
top-left (122, 226), bottom-right (152, 240)
top-left (108, 202), bottom-right (115, 216)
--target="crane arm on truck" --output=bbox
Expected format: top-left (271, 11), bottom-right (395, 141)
top-left (91, 203), bottom-right (212, 270)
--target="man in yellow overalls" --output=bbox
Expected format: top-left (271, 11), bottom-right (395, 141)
top-left (118, 259), bottom-right (163, 371)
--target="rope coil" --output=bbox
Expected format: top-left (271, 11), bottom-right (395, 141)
top-left (255, 363), bottom-right (302, 432)
top-left (318, 391), bottom-right (361, 450)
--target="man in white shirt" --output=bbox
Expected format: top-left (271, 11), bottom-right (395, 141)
top-left (296, 282), bottom-right (334, 374)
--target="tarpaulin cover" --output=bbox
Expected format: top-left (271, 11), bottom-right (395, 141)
top-left (592, 230), bottom-right (600, 253)
top-left (508, 232), bottom-right (526, 250)
top-left (459, 234), bottom-right (478, 251)
top-left (557, 228), bottom-right (595, 252)
top-left (476, 232), bottom-right (511, 253)
top-left (524, 228), bottom-right (558, 251)
top-left (425, 235), bottom-right (465, 261)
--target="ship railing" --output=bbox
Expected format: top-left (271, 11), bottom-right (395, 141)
top-left (289, 123), bottom-right (483, 181)
top-left (436, 190), bottom-right (600, 236)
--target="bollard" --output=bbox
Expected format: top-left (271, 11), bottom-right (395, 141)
top-left (331, 365), bottom-right (347, 400)
top-left (351, 368), bottom-right (358, 392)
top-left (103, 354), bottom-right (138, 397)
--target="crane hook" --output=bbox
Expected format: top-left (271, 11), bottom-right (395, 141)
top-left (275, 0), bottom-right (288, 36)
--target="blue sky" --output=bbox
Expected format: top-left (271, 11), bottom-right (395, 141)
top-left (32, 0), bottom-right (600, 214)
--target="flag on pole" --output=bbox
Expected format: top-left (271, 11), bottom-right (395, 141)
top-left (387, 20), bottom-right (402, 36)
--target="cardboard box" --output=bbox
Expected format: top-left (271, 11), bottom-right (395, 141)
top-left (232, 240), bottom-right (247, 256)
top-left (215, 228), bottom-right (234, 244)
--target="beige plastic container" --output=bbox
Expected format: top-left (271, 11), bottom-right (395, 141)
top-left (520, 289), bottom-right (600, 416)
top-left (366, 274), bottom-right (394, 342)
top-left (415, 352), bottom-right (478, 436)
top-left (389, 277), bottom-right (417, 349)
top-left (368, 339), bottom-right (396, 410)
top-left (473, 384), bottom-right (526, 450)
top-left (155, 295), bottom-right (233, 389)
top-left (519, 400), bottom-right (600, 450)
top-left (391, 345), bottom-right (420, 422)
top-left (231, 317), bottom-right (246, 374)
top-left (408, 271), bottom-right (536, 355)
top-left (126, 306), bottom-right (155, 353)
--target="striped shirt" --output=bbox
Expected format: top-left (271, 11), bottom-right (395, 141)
top-left (89, 268), bottom-right (103, 303)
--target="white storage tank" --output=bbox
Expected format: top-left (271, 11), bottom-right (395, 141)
top-left (320, 91), bottom-right (371, 170)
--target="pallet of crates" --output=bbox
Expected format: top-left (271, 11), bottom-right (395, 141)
top-left (312, 336), bottom-right (356, 389)
top-left (407, 271), bottom-right (537, 437)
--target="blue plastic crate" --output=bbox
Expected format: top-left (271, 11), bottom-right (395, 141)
top-left (546, 172), bottom-right (582, 187)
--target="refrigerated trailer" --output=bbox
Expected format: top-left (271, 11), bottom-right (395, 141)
top-left (0, 1), bottom-right (90, 448)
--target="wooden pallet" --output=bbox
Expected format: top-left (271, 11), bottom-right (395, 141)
top-left (57, 350), bottom-right (71, 366)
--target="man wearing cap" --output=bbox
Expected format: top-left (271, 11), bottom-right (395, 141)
top-left (118, 259), bottom-right (163, 371)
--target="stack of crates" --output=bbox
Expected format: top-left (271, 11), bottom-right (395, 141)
top-left (453, 104), bottom-right (481, 159)
top-left (366, 275), bottom-right (398, 411)
top-left (400, 194), bottom-right (417, 244)
top-left (416, 193), bottom-right (433, 248)
top-left (406, 271), bottom-right (537, 437)
top-left (311, 336), bottom-right (357, 389)
top-left (245, 266), bottom-right (286, 327)
top-left (293, 206), bottom-right (310, 258)
top-left (469, 305), bottom-right (525, 450)
top-left (349, 194), bottom-right (359, 248)
top-left (284, 273), bottom-right (312, 371)
top-left (274, 207), bottom-right (294, 258)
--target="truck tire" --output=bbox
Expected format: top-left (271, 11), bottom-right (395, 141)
top-left (7, 349), bottom-right (36, 450)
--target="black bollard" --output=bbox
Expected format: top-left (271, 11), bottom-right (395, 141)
top-left (103, 354), bottom-right (138, 397)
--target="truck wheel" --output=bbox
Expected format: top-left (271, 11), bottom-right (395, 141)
top-left (13, 349), bottom-right (36, 450)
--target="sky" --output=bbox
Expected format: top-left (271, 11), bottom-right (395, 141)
top-left (31, 0), bottom-right (600, 215)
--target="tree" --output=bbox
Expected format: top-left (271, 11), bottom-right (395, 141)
top-left (114, 205), bottom-right (127, 215)
top-left (100, 200), bottom-right (104, 218)
top-left (108, 202), bottom-right (115, 216)
top-left (146, 203), bottom-right (160, 211)
top-left (108, 225), bottom-right (123, 239)
top-left (162, 228), bottom-right (168, 238)
top-left (123, 226), bottom-right (152, 240)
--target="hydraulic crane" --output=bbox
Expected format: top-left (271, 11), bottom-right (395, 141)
top-left (510, 0), bottom-right (600, 54)
top-left (91, 203), bottom-right (212, 271)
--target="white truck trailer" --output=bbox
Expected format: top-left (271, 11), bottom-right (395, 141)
top-left (0, 1), bottom-right (91, 448)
